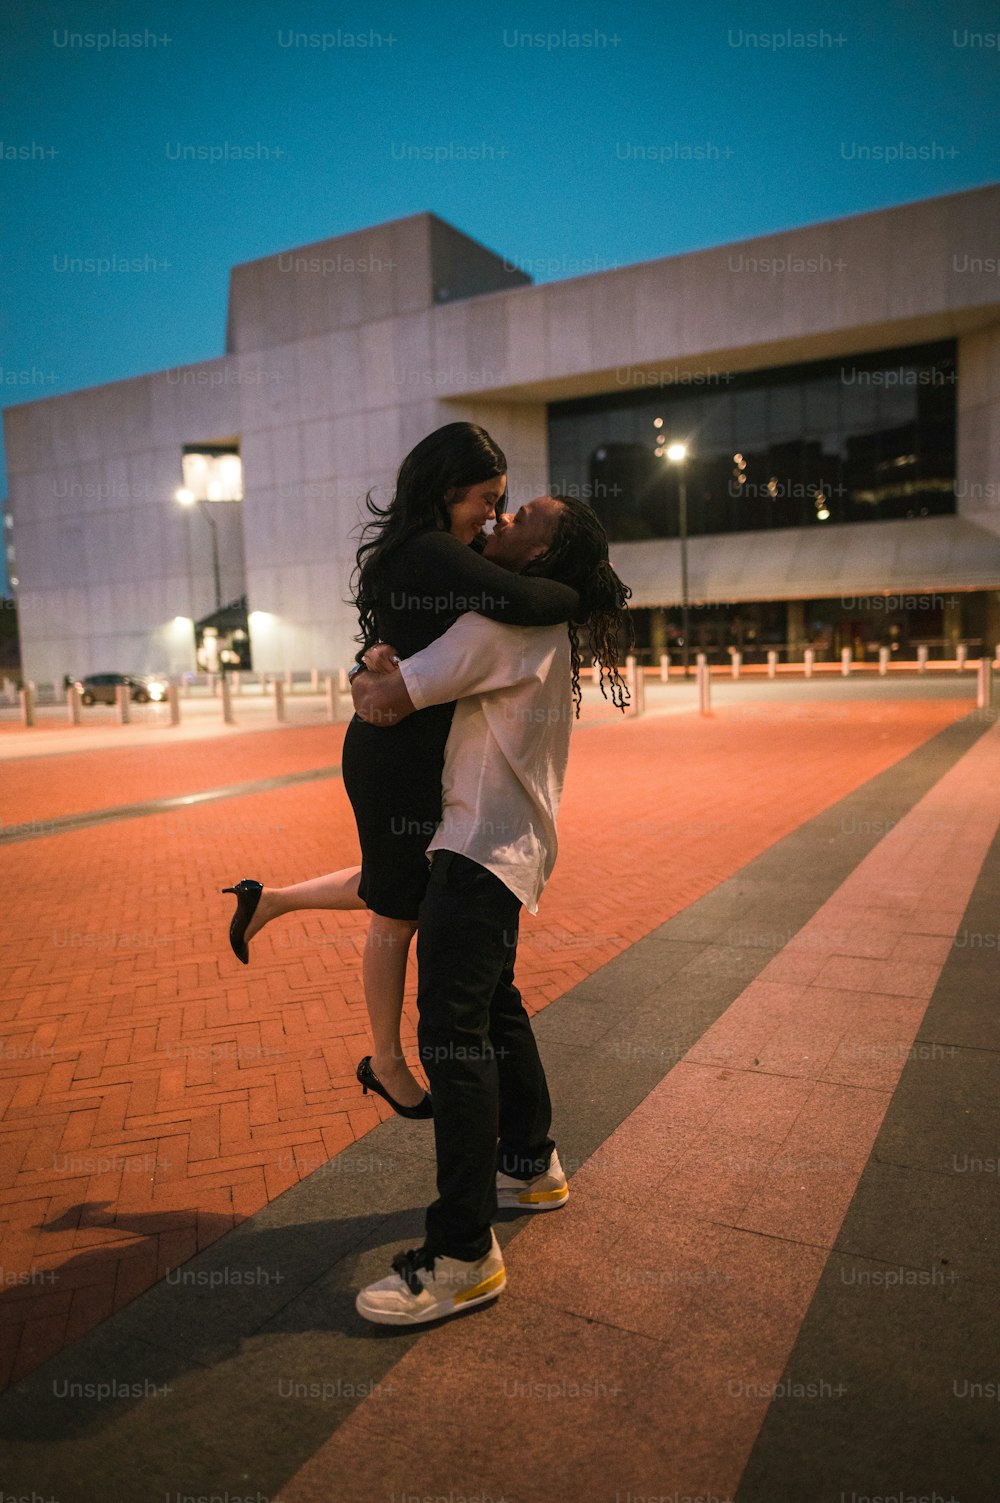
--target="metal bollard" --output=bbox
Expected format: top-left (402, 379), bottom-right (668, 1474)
top-left (274, 680), bottom-right (286, 723)
top-left (221, 676), bottom-right (234, 725)
top-left (694, 655), bottom-right (709, 712)
top-left (66, 684), bottom-right (81, 725)
top-left (956, 644), bottom-right (967, 672)
top-left (338, 666), bottom-right (350, 694)
top-left (696, 653), bottom-right (711, 715)
top-left (917, 645), bottom-right (928, 673)
top-left (115, 684), bottom-right (130, 724)
top-left (284, 669), bottom-right (293, 693)
top-left (624, 654), bottom-right (637, 712)
top-left (731, 651), bottom-right (741, 680)
top-left (325, 674), bottom-right (340, 722)
top-left (310, 668), bottom-right (319, 693)
top-left (232, 670), bottom-right (242, 695)
top-left (767, 650), bottom-right (778, 678)
top-left (591, 660), bottom-right (601, 685)
top-left (659, 654), bottom-right (670, 683)
top-left (167, 683), bottom-right (181, 725)
top-left (803, 649), bottom-right (814, 679)
top-left (878, 647), bottom-right (889, 677)
top-left (207, 672), bottom-right (216, 697)
top-left (19, 685), bottom-right (35, 727)
top-left (627, 659), bottom-right (645, 717)
top-left (841, 648), bottom-right (851, 677)
top-left (977, 657), bottom-right (993, 710)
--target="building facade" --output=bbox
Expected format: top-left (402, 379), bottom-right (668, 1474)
top-left (5, 187), bottom-right (1000, 681)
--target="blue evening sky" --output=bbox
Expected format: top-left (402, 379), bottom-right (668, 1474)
top-left (2, 0), bottom-right (999, 591)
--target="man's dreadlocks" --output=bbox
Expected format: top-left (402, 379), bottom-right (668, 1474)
top-left (525, 494), bottom-right (634, 716)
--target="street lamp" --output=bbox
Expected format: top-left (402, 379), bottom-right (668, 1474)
top-left (664, 442), bottom-right (691, 677)
top-left (175, 487), bottom-right (222, 614)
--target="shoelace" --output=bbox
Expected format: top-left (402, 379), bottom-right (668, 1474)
top-left (391, 1246), bottom-right (437, 1296)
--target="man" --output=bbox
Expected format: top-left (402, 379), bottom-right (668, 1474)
top-left (351, 495), bottom-right (630, 1325)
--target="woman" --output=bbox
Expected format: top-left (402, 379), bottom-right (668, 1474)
top-left (223, 423), bottom-right (579, 1117)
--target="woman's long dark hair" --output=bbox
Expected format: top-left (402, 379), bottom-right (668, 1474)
top-left (351, 422), bottom-right (507, 656)
top-left (526, 494), bottom-right (634, 716)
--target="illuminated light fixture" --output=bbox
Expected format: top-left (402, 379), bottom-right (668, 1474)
top-left (181, 448), bottom-right (243, 501)
top-left (816, 507), bottom-right (831, 521)
top-left (653, 417), bottom-right (664, 429)
top-left (665, 442), bottom-right (687, 463)
top-left (175, 487), bottom-right (195, 507)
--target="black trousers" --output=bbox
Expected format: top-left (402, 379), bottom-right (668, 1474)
top-left (416, 850), bottom-right (556, 1261)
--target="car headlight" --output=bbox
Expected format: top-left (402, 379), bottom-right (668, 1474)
top-left (146, 680), bottom-right (167, 700)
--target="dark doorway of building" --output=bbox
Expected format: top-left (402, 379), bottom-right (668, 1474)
top-left (194, 596), bottom-right (252, 672)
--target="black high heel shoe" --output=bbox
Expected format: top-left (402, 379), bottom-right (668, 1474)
top-left (356, 1055), bottom-right (433, 1120)
top-left (222, 878), bottom-right (263, 965)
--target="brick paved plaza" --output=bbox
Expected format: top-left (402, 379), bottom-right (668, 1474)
top-left (0, 678), bottom-right (996, 1500)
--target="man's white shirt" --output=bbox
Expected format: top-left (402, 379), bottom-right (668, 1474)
top-left (398, 613), bottom-right (573, 913)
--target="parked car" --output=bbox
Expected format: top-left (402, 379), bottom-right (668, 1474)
top-left (73, 673), bottom-right (168, 706)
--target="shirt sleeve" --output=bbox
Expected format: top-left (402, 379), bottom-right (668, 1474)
top-left (404, 530), bottom-right (580, 626)
top-left (399, 614), bottom-right (544, 710)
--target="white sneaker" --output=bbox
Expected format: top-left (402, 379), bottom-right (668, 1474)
top-left (355, 1230), bottom-right (506, 1326)
top-left (496, 1149), bottom-right (569, 1211)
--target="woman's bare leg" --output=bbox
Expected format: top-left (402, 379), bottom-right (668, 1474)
top-left (364, 915), bottom-right (424, 1108)
top-left (243, 866), bottom-right (365, 943)
top-left (237, 872), bottom-right (425, 1106)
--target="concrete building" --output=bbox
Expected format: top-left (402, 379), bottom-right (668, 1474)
top-left (5, 185), bottom-right (1000, 682)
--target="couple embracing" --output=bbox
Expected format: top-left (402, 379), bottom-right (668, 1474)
top-left (223, 421), bottom-right (631, 1324)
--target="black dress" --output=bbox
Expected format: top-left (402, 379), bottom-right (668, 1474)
top-left (341, 529), bottom-right (579, 920)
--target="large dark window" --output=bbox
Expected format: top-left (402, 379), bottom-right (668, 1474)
top-left (547, 342), bottom-right (956, 540)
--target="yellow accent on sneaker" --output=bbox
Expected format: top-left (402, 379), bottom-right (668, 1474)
top-left (518, 1184), bottom-right (569, 1204)
top-left (454, 1267), bottom-right (507, 1304)
top-left (496, 1148), bottom-right (569, 1211)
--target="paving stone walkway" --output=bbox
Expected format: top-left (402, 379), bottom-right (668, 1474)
top-left (0, 692), bottom-right (993, 1501)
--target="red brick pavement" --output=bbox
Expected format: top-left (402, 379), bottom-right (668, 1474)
top-left (0, 697), bottom-right (970, 1388)
top-left (0, 725), bottom-right (348, 826)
